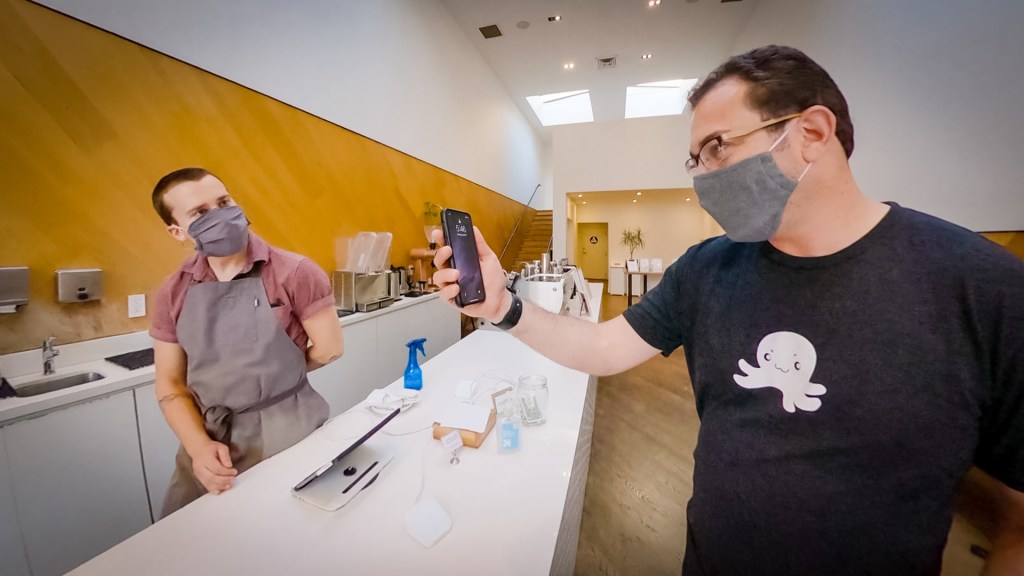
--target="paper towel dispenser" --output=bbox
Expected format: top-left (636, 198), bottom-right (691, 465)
top-left (56, 268), bottom-right (103, 303)
top-left (0, 267), bottom-right (29, 309)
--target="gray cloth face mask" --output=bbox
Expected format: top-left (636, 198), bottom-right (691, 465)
top-left (693, 129), bottom-right (812, 242)
top-left (187, 205), bottom-right (250, 257)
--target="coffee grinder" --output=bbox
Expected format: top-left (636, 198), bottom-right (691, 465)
top-left (408, 207), bottom-right (442, 295)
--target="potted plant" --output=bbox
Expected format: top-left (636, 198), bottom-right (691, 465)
top-left (620, 227), bottom-right (645, 270)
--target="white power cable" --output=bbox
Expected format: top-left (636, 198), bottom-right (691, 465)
top-left (411, 432), bottom-right (435, 504)
top-left (468, 370), bottom-right (515, 406)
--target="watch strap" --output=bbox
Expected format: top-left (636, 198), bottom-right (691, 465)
top-left (492, 291), bottom-right (523, 330)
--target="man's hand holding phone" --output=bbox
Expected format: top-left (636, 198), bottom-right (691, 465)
top-left (432, 227), bottom-right (514, 325)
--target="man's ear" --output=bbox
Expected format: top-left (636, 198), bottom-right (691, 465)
top-left (167, 224), bottom-right (188, 243)
top-left (798, 105), bottom-right (837, 163)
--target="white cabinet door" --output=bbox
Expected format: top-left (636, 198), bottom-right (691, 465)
top-left (376, 299), bottom-right (434, 386)
top-left (134, 382), bottom-right (180, 522)
top-left (423, 297), bottom-right (461, 359)
top-left (376, 297), bottom-right (460, 388)
top-left (309, 319), bottom-right (378, 417)
top-left (0, 427), bottom-right (31, 576)
top-left (5, 391), bottom-right (152, 576)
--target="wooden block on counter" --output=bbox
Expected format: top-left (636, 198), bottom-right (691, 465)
top-left (431, 387), bottom-right (510, 449)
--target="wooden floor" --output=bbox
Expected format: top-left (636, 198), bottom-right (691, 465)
top-left (573, 285), bottom-right (988, 576)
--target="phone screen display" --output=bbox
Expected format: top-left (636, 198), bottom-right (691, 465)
top-left (441, 208), bottom-right (486, 307)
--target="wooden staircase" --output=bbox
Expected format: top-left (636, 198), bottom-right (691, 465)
top-left (511, 210), bottom-right (552, 270)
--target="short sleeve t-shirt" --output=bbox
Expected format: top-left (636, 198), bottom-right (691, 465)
top-left (150, 231), bottom-right (334, 351)
top-left (623, 203), bottom-right (1024, 576)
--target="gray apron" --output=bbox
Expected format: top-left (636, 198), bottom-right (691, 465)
top-left (161, 263), bottom-right (328, 518)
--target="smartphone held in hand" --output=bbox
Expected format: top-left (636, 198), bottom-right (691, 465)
top-left (441, 208), bottom-right (486, 307)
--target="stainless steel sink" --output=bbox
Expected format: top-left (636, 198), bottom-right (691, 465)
top-left (15, 372), bottom-right (106, 398)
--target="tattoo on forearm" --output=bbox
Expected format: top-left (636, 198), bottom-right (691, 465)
top-left (158, 392), bottom-right (191, 406)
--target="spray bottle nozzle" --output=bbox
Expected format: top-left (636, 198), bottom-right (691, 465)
top-left (406, 338), bottom-right (427, 358)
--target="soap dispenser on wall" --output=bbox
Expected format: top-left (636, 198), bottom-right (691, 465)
top-left (55, 268), bottom-right (104, 303)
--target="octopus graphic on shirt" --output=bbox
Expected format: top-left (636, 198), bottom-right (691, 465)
top-left (734, 331), bottom-right (827, 413)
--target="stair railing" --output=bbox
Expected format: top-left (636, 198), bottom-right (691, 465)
top-left (500, 184), bottom-right (542, 263)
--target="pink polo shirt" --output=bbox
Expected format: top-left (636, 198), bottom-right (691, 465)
top-left (150, 231), bottom-right (334, 351)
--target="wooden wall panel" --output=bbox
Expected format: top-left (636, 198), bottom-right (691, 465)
top-left (982, 232), bottom-right (1024, 260)
top-left (0, 0), bottom-right (532, 354)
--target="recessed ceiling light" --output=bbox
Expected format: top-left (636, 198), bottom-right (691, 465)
top-left (582, 201), bottom-right (587, 204)
top-left (516, 20), bottom-right (530, 30)
top-left (632, 199), bottom-right (638, 203)
top-left (563, 62), bottom-right (575, 70)
top-left (636, 192), bottom-right (642, 196)
top-left (641, 53), bottom-right (653, 60)
top-left (686, 198), bottom-right (691, 202)
top-left (548, 15), bottom-right (561, 22)
top-left (647, 0), bottom-right (662, 6)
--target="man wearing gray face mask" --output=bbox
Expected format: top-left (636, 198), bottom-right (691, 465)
top-left (431, 46), bottom-right (1024, 575)
top-left (148, 167), bottom-right (344, 517)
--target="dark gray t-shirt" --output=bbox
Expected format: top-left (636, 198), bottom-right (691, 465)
top-left (623, 203), bottom-right (1024, 576)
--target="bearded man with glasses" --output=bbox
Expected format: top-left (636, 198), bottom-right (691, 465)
top-left (433, 45), bottom-right (1024, 575)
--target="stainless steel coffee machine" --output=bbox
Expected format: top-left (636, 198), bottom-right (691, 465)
top-left (334, 271), bottom-right (393, 313)
top-left (334, 231), bottom-right (395, 312)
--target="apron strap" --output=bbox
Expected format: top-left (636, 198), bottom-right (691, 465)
top-left (237, 375), bottom-right (309, 415)
top-left (187, 259), bottom-right (265, 285)
top-left (195, 375), bottom-right (309, 445)
top-left (236, 260), bottom-right (265, 280)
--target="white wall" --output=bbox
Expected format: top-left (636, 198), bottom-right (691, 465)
top-left (575, 190), bottom-right (704, 268)
top-left (35, 0), bottom-right (549, 207)
top-left (732, 0), bottom-right (1024, 231)
top-left (535, 142), bottom-right (554, 210)
top-left (552, 115), bottom-right (693, 261)
top-left (551, 0), bottom-right (1024, 262)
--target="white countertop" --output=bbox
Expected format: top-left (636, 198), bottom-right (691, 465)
top-left (335, 291), bottom-right (443, 328)
top-left (0, 293), bottom-right (442, 425)
top-left (69, 329), bottom-right (594, 576)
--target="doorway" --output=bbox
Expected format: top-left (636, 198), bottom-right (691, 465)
top-left (577, 222), bottom-right (608, 280)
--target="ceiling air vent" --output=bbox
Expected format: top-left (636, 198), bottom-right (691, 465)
top-left (479, 24), bottom-right (502, 39)
top-left (597, 56), bottom-right (617, 69)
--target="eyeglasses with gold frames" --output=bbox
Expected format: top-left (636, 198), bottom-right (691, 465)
top-left (685, 112), bottom-right (802, 175)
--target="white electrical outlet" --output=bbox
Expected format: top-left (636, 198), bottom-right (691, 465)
top-left (128, 294), bottom-right (146, 318)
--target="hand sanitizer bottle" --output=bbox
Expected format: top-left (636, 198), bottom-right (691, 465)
top-left (496, 394), bottom-right (521, 454)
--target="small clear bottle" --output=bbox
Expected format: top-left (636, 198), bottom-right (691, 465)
top-left (517, 374), bottom-right (549, 426)
top-left (496, 395), bottom-right (521, 454)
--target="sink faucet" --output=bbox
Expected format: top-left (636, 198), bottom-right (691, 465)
top-left (42, 336), bottom-right (60, 375)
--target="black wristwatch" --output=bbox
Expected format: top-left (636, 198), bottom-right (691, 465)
top-left (492, 290), bottom-right (523, 331)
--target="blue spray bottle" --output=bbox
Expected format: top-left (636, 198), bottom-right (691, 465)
top-left (404, 338), bottom-right (427, 390)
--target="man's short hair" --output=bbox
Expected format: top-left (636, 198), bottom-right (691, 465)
top-left (152, 167), bottom-right (217, 225)
top-left (688, 45), bottom-right (855, 159)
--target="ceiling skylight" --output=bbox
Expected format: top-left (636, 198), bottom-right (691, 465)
top-left (624, 78), bottom-right (699, 119)
top-left (526, 90), bottom-right (594, 127)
